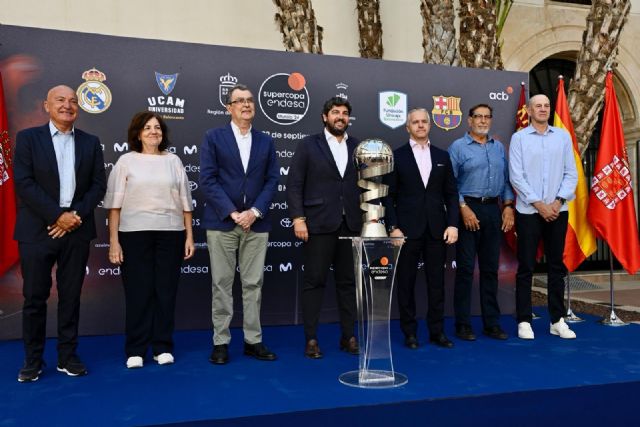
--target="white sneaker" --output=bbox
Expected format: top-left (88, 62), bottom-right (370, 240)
top-left (550, 318), bottom-right (576, 339)
top-left (518, 322), bottom-right (535, 340)
top-left (126, 356), bottom-right (143, 369)
top-left (153, 353), bottom-right (174, 365)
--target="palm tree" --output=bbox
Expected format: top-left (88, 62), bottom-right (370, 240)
top-left (457, 0), bottom-right (503, 69)
top-left (419, 0), bottom-right (458, 66)
top-left (273, 0), bottom-right (323, 54)
top-left (567, 0), bottom-right (631, 155)
top-left (356, 0), bottom-right (383, 59)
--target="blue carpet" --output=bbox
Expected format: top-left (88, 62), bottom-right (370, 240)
top-left (1, 313), bottom-right (639, 426)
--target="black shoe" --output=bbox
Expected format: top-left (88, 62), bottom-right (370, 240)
top-left (429, 333), bottom-right (454, 348)
top-left (18, 359), bottom-right (44, 383)
top-left (483, 325), bottom-right (508, 340)
top-left (455, 324), bottom-right (477, 341)
top-left (244, 342), bottom-right (277, 361)
top-left (305, 339), bottom-right (323, 359)
top-left (339, 336), bottom-right (360, 355)
top-left (209, 344), bottom-right (229, 365)
top-left (404, 335), bottom-right (419, 349)
top-left (56, 355), bottom-right (87, 377)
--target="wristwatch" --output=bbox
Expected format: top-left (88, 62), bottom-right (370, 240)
top-left (555, 197), bottom-right (566, 205)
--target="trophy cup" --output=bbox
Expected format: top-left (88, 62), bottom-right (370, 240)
top-left (338, 139), bottom-right (408, 388)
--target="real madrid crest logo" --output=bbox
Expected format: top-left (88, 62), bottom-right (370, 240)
top-left (76, 68), bottom-right (112, 114)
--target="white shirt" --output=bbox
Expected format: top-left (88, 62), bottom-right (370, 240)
top-left (231, 121), bottom-right (252, 173)
top-left (49, 121), bottom-right (76, 207)
top-left (103, 152), bottom-right (193, 231)
top-left (324, 128), bottom-right (349, 178)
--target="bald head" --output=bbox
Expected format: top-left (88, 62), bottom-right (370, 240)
top-left (527, 94), bottom-right (551, 128)
top-left (44, 85), bottom-right (79, 132)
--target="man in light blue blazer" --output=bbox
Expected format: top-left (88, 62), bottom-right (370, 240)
top-left (200, 84), bottom-right (279, 364)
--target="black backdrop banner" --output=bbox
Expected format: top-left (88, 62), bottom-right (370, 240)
top-left (0, 25), bottom-right (527, 339)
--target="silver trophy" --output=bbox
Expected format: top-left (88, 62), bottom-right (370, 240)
top-left (353, 139), bottom-right (394, 237)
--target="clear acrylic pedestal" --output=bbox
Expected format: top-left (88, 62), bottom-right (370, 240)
top-left (338, 237), bottom-right (408, 388)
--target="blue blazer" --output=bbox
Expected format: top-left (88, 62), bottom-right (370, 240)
top-left (199, 124), bottom-right (279, 232)
top-left (287, 133), bottom-right (362, 234)
top-left (383, 142), bottom-right (459, 239)
top-left (13, 123), bottom-right (106, 242)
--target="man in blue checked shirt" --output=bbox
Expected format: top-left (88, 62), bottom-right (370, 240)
top-left (448, 104), bottom-right (514, 342)
top-left (509, 94), bottom-right (577, 341)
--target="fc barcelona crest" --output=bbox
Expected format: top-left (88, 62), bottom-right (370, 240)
top-left (431, 95), bottom-right (462, 131)
top-left (155, 72), bottom-right (178, 96)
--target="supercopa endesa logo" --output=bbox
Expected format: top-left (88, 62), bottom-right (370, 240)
top-left (259, 72), bottom-right (310, 125)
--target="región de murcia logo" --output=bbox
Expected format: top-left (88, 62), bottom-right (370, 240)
top-left (591, 154), bottom-right (632, 210)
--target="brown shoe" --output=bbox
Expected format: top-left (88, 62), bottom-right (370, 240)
top-left (339, 336), bottom-right (360, 355)
top-left (305, 339), bottom-right (323, 359)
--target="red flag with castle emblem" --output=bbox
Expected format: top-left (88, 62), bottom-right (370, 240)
top-left (504, 83), bottom-right (528, 253)
top-left (0, 72), bottom-right (19, 275)
top-left (587, 71), bottom-right (640, 274)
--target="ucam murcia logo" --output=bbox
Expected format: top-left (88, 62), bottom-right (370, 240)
top-left (76, 68), bottom-right (112, 114)
top-left (155, 72), bottom-right (178, 96)
top-left (432, 95), bottom-right (462, 131)
top-left (591, 154), bottom-right (632, 209)
top-left (219, 73), bottom-right (238, 107)
top-left (259, 72), bottom-right (310, 125)
top-left (147, 71), bottom-right (185, 119)
top-left (378, 91), bottom-right (407, 129)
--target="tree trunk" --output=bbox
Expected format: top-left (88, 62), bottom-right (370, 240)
top-left (273, 0), bottom-right (323, 54)
top-left (420, 0), bottom-right (458, 66)
top-left (567, 0), bottom-right (630, 155)
top-left (356, 0), bottom-right (383, 59)
top-left (458, 0), bottom-right (503, 70)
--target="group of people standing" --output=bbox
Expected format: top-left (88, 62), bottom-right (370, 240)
top-left (12, 82), bottom-right (577, 383)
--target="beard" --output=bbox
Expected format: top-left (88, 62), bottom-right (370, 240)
top-left (325, 119), bottom-right (347, 136)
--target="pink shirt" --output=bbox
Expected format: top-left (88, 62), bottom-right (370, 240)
top-left (410, 139), bottom-right (432, 188)
top-left (103, 152), bottom-right (193, 231)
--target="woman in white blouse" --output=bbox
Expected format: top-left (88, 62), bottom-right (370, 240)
top-left (104, 112), bottom-right (194, 369)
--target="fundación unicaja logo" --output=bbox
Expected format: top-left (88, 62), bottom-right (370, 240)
top-left (76, 68), bottom-right (112, 114)
top-left (378, 91), bottom-right (407, 129)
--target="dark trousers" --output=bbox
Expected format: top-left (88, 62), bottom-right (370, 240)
top-left (119, 230), bottom-right (185, 357)
top-left (515, 211), bottom-right (568, 324)
top-left (396, 231), bottom-right (446, 338)
top-left (454, 202), bottom-right (502, 328)
top-left (302, 220), bottom-right (357, 341)
top-left (19, 234), bottom-right (90, 364)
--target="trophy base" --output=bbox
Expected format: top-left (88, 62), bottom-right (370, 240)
top-left (361, 222), bottom-right (387, 238)
top-left (339, 370), bottom-right (408, 389)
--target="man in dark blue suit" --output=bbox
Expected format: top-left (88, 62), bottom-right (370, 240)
top-left (13, 85), bottom-right (106, 382)
top-left (383, 108), bottom-right (459, 349)
top-left (287, 97), bottom-right (362, 358)
top-left (200, 84), bottom-right (279, 364)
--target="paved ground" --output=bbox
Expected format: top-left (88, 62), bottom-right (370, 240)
top-left (533, 272), bottom-right (640, 323)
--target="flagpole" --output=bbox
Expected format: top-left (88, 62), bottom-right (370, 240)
top-left (564, 271), bottom-right (584, 323)
top-left (599, 246), bottom-right (628, 326)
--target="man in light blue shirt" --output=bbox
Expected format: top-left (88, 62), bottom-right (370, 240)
top-left (449, 104), bottom-right (514, 342)
top-left (509, 94), bottom-right (578, 340)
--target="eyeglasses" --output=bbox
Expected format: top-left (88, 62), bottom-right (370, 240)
top-left (472, 114), bottom-right (492, 120)
top-left (229, 97), bottom-right (255, 105)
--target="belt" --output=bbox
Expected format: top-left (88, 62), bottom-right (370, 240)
top-left (463, 196), bottom-right (499, 204)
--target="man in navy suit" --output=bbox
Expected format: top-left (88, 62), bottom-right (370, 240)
top-left (287, 97), bottom-right (362, 358)
top-left (13, 85), bottom-right (106, 382)
top-left (383, 108), bottom-right (459, 349)
top-left (200, 83), bottom-right (279, 364)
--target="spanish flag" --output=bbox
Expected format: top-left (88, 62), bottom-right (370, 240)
top-left (554, 76), bottom-right (596, 272)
